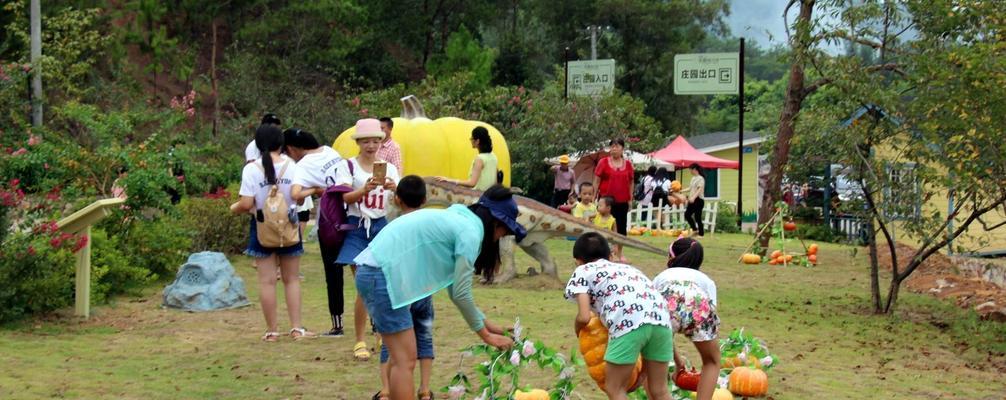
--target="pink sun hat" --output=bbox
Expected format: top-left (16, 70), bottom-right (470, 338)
top-left (351, 118), bottom-right (385, 140)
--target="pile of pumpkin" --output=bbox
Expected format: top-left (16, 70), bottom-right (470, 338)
top-left (580, 318), bottom-right (777, 399)
top-left (741, 243), bottom-right (819, 266)
top-left (628, 227), bottom-right (691, 237)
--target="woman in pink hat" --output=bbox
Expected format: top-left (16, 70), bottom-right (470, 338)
top-left (335, 118), bottom-right (402, 361)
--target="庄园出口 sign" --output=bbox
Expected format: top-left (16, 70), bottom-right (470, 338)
top-left (673, 53), bottom-right (739, 95)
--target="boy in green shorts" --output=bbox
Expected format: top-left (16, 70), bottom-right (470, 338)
top-left (565, 232), bottom-right (673, 399)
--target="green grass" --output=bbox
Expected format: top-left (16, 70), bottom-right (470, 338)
top-left (1, 233), bottom-right (1005, 399)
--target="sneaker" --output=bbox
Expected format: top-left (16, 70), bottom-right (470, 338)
top-left (320, 326), bottom-right (344, 337)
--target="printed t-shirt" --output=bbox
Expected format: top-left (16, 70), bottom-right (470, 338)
top-left (592, 214), bottom-right (616, 231)
top-left (653, 267), bottom-right (718, 306)
top-left (594, 157), bottom-right (634, 203)
top-left (571, 201), bottom-right (598, 219)
top-left (564, 259), bottom-right (670, 337)
top-left (335, 157), bottom-right (402, 219)
top-left (245, 140), bottom-right (260, 162)
top-left (291, 146), bottom-right (344, 189)
top-left (239, 156), bottom-right (301, 211)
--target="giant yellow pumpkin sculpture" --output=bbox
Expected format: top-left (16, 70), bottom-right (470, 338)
top-left (578, 316), bottom-right (644, 392)
top-left (333, 95), bottom-right (511, 186)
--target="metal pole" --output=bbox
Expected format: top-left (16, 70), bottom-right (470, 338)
top-left (563, 47), bottom-right (570, 100)
top-left (737, 37), bottom-right (744, 227)
top-left (589, 26), bottom-right (598, 60)
top-left (823, 162), bottom-right (832, 224)
top-left (30, 0), bottom-right (42, 127)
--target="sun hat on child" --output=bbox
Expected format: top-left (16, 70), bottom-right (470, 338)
top-left (351, 118), bottom-right (386, 140)
top-left (559, 154), bottom-right (570, 164)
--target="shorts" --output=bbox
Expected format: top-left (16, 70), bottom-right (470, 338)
top-left (335, 216), bottom-right (388, 265)
top-left (661, 281), bottom-right (720, 342)
top-left (605, 323), bottom-right (674, 364)
top-left (244, 218), bottom-right (304, 258)
top-left (355, 265), bottom-right (414, 335)
top-left (379, 295), bottom-right (434, 363)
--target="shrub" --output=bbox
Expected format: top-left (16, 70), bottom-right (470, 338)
top-left (90, 228), bottom-right (155, 302)
top-left (797, 223), bottom-right (847, 244)
top-left (0, 230), bottom-right (78, 323)
top-left (791, 205), bottom-right (821, 222)
top-left (716, 203), bottom-right (741, 233)
top-left (119, 216), bottom-right (192, 278)
top-left (178, 186), bottom-right (248, 254)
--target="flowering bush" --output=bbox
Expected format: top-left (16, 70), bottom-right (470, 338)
top-left (441, 318), bottom-right (577, 399)
top-left (178, 185), bottom-right (249, 254)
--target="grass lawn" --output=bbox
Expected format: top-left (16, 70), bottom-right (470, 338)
top-left (1, 233), bottom-right (1005, 399)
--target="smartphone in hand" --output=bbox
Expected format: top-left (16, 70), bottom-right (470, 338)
top-left (373, 161), bottom-right (387, 183)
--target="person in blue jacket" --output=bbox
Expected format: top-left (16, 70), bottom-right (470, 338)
top-left (353, 185), bottom-right (523, 400)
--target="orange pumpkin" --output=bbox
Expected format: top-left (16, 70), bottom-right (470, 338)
top-left (670, 180), bottom-right (683, 192)
top-left (769, 250), bottom-right (782, 259)
top-left (767, 259), bottom-right (778, 265)
top-left (741, 254), bottom-right (761, 264)
top-left (728, 367), bottom-right (768, 397)
top-left (783, 255), bottom-right (794, 262)
top-left (783, 221), bottom-right (797, 231)
top-left (808, 254), bottom-right (818, 263)
top-left (807, 244), bottom-right (819, 255)
top-left (579, 317), bottom-right (644, 392)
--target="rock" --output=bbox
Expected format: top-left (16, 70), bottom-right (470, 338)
top-left (981, 308), bottom-right (1006, 323)
top-left (163, 252), bottom-right (251, 312)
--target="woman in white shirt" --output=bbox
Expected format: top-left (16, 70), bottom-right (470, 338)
top-left (335, 118), bottom-right (401, 360)
top-left (232, 124), bottom-right (314, 342)
top-left (684, 163), bottom-right (707, 237)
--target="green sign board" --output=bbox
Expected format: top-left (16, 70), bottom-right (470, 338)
top-left (567, 59), bottom-right (616, 96)
top-left (673, 52), bottom-right (739, 95)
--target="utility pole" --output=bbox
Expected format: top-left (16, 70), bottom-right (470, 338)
top-left (737, 37), bottom-right (745, 228)
top-left (30, 0), bottom-right (42, 127)
top-left (587, 25), bottom-right (600, 60)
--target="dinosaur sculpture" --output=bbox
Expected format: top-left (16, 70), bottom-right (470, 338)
top-left (421, 178), bottom-right (664, 283)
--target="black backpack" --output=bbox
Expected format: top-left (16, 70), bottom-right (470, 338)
top-left (633, 179), bottom-right (649, 201)
top-left (651, 178), bottom-right (668, 205)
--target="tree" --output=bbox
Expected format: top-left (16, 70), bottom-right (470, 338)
top-left (426, 26), bottom-right (496, 90)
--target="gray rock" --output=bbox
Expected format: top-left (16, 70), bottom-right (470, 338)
top-left (163, 252), bottom-right (251, 312)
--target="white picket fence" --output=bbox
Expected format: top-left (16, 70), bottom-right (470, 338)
top-left (629, 200), bottom-right (720, 234)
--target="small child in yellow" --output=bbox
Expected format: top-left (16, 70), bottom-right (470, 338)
top-left (593, 196), bottom-right (621, 261)
top-left (571, 182), bottom-right (598, 220)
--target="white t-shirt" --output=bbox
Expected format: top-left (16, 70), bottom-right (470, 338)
top-left (291, 146), bottom-right (344, 189)
top-left (334, 157), bottom-right (402, 219)
top-left (245, 140), bottom-right (260, 162)
top-left (564, 259), bottom-right (670, 338)
top-left (653, 267), bottom-right (718, 306)
top-left (640, 176), bottom-right (655, 204)
top-left (239, 156), bottom-right (300, 211)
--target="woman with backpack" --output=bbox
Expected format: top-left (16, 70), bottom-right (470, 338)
top-left (232, 124), bottom-right (315, 342)
top-left (335, 118), bottom-right (402, 361)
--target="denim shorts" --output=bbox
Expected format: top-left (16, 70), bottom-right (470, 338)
top-left (356, 265), bottom-right (435, 349)
top-left (335, 216), bottom-right (388, 265)
top-left (245, 216), bottom-right (304, 258)
top-left (379, 295), bottom-right (434, 363)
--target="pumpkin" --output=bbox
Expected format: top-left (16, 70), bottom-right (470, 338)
top-left (670, 180), bottom-right (683, 192)
top-left (769, 250), bottom-right (782, 259)
top-left (783, 254), bottom-right (794, 262)
top-left (783, 221), bottom-right (797, 231)
top-left (578, 316), bottom-right (644, 392)
top-left (808, 254), bottom-right (818, 263)
top-left (513, 389), bottom-right (550, 400)
top-left (807, 244), bottom-right (819, 255)
top-left (674, 368), bottom-right (701, 391)
top-left (712, 388), bottom-right (735, 400)
top-left (333, 95), bottom-right (511, 186)
top-left (741, 254), bottom-right (761, 264)
top-left (722, 355), bottom-right (762, 369)
top-left (728, 367), bottom-right (768, 397)
top-left (767, 259), bottom-right (778, 265)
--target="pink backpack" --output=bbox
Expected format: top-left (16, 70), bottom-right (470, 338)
top-left (317, 160), bottom-right (356, 250)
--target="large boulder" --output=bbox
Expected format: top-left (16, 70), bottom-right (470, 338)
top-left (163, 252), bottom-right (251, 312)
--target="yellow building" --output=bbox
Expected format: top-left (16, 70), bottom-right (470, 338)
top-left (678, 132), bottom-right (764, 222)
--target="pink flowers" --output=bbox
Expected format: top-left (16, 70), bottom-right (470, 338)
top-left (170, 90), bottom-right (197, 118)
top-left (27, 134), bottom-right (41, 146)
top-left (521, 340), bottom-right (536, 357)
top-left (447, 385), bottom-right (466, 399)
top-left (359, 108), bottom-right (369, 116)
top-left (509, 349), bottom-right (521, 366)
top-left (11, 147), bottom-right (27, 156)
top-left (351, 97), bottom-right (361, 107)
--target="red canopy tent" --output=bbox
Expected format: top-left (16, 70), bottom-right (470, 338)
top-left (650, 135), bottom-right (740, 169)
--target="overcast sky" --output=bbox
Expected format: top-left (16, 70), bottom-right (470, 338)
top-left (725, 0), bottom-right (790, 48)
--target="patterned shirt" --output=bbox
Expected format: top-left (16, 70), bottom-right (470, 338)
top-left (565, 259), bottom-right (670, 338)
top-left (377, 139), bottom-right (403, 174)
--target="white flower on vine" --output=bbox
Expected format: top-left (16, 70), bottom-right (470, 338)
top-left (760, 356), bottom-right (773, 367)
top-left (474, 388), bottom-right (489, 400)
top-left (446, 385), bottom-right (466, 399)
top-left (521, 340), bottom-right (536, 357)
top-left (461, 350), bottom-right (473, 358)
top-left (559, 366), bottom-right (575, 380)
top-left (513, 317), bottom-right (523, 341)
top-left (481, 361), bottom-right (490, 367)
top-left (717, 376), bottom-right (729, 389)
top-left (738, 352), bottom-right (748, 363)
top-left (510, 349), bottom-right (521, 366)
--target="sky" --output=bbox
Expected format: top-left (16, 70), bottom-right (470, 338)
top-left (725, 0), bottom-right (790, 48)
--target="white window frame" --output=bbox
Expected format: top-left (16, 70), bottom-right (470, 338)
top-left (884, 162), bottom-right (921, 220)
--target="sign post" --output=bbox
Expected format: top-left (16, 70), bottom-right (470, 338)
top-left (566, 59), bottom-right (616, 97)
top-left (674, 45), bottom-right (744, 227)
top-left (57, 198), bottom-right (126, 318)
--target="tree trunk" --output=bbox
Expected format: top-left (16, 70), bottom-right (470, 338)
top-left (210, 19), bottom-right (220, 137)
top-left (883, 274), bottom-right (904, 313)
top-left (757, 1), bottom-right (814, 251)
top-left (868, 228), bottom-right (882, 312)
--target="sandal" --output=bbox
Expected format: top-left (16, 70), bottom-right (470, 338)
top-left (417, 390), bottom-right (433, 400)
top-left (354, 341), bottom-right (371, 361)
top-left (290, 327), bottom-right (316, 340)
top-left (261, 331), bottom-right (280, 342)
top-left (372, 391), bottom-right (389, 400)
